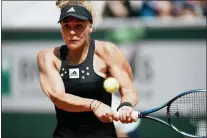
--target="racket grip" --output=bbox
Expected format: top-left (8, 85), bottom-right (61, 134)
top-left (116, 111), bottom-right (139, 118)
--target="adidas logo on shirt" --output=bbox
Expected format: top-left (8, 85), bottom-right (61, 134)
top-left (67, 7), bottom-right (76, 12)
top-left (72, 71), bottom-right (77, 75)
top-left (69, 68), bottom-right (79, 79)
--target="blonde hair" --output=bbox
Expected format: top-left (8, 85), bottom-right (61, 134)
top-left (56, 0), bottom-right (97, 26)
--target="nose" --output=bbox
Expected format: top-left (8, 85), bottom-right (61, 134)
top-left (69, 29), bottom-right (76, 35)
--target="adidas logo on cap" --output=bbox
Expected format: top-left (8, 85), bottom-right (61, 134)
top-left (67, 7), bottom-right (76, 12)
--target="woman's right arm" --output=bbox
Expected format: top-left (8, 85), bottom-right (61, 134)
top-left (37, 50), bottom-right (94, 112)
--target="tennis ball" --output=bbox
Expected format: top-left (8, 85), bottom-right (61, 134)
top-left (103, 77), bottom-right (119, 93)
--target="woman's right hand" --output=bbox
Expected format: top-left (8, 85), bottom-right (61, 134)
top-left (90, 100), bottom-right (119, 123)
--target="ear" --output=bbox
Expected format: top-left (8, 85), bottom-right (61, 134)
top-left (89, 23), bottom-right (93, 33)
top-left (60, 23), bottom-right (63, 33)
top-left (60, 27), bottom-right (63, 34)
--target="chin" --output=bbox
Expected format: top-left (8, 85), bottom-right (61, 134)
top-left (66, 43), bottom-right (81, 50)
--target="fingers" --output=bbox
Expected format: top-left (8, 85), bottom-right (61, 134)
top-left (98, 111), bottom-right (137, 123)
top-left (112, 112), bottom-right (119, 121)
top-left (93, 103), bottom-right (137, 124)
top-left (118, 106), bottom-right (135, 123)
top-left (108, 116), bottom-right (113, 122)
top-left (99, 113), bottom-right (108, 123)
top-left (93, 103), bottom-right (117, 123)
top-left (126, 109), bottom-right (132, 117)
top-left (131, 113), bottom-right (138, 122)
top-left (127, 116), bottom-right (132, 122)
top-left (99, 113), bottom-right (114, 123)
top-left (119, 109), bottom-right (129, 123)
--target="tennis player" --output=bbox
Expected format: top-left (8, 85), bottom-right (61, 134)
top-left (37, 1), bottom-right (138, 138)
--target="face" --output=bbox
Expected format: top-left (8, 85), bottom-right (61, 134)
top-left (60, 16), bottom-right (93, 50)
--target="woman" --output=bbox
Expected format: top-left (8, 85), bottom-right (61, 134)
top-left (37, 1), bottom-right (138, 138)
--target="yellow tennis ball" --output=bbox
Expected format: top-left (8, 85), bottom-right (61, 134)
top-left (103, 77), bottom-right (119, 93)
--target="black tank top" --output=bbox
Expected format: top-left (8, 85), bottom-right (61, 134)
top-left (53, 40), bottom-right (117, 138)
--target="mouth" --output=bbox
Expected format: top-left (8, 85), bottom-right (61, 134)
top-left (69, 39), bottom-right (79, 43)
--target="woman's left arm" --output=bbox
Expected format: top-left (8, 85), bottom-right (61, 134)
top-left (100, 42), bottom-right (139, 123)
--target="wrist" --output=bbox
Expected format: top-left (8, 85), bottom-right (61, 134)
top-left (117, 102), bottom-right (132, 111)
top-left (90, 100), bottom-right (102, 111)
top-left (89, 99), bottom-right (95, 110)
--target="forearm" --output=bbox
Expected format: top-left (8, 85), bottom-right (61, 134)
top-left (52, 93), bottom-right (94, 112)
top-left (120, 88), bottom-right (138, 107)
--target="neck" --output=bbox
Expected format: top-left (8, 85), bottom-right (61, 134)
top-left (68, 40), bottom-right (90, 64)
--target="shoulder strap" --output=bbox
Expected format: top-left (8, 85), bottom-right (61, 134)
top-left (59, 45), bottom-right (68, 61)
top-left (87, 39), bottom-right (95, 61)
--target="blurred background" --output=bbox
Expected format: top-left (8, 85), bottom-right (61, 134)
top-left (2, 1), bottom-right (206, 138)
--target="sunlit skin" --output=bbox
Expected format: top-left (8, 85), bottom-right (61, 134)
top-left (60, 17), bottom-right (92, 64)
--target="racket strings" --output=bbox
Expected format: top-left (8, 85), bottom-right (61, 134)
top-left (169, 91), bottom-right (206, 137)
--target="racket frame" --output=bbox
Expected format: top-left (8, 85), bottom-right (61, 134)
top-left (138, 89), bottom-right (206, 138)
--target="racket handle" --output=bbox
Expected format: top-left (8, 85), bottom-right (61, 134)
top-left (116, 111), bottom-right (139, 118)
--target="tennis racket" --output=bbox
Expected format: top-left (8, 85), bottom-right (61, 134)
top-left (117, 89), bottom-right (206, 138)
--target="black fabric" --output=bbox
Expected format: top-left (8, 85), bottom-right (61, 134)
top-left (58, 5), bottom-right (93, 23)
top-left (117, 102), bottom-right (132, 111)
top-left (53, 40), bottom-right (117, 138)
top-left (59, 45), bottom-right (68, 61)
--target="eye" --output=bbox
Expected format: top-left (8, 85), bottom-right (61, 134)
top-left (62, 24), bottom-right (70, 30)
top-left (76, 24), bottom-right (84, 29)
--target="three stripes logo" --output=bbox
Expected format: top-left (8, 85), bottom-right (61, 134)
top-left (69, 68), bottom-right (79, 79)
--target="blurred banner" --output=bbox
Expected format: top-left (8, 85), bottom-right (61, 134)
top-left (2, 40), bottom-right (206, 114)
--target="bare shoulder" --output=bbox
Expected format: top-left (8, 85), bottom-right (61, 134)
top-left (37, 47), bottom-right (61, 69)
top-left (94, 40), bottom-right (120, 57)
top-left (94, 40), bottom-right (130, 70)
